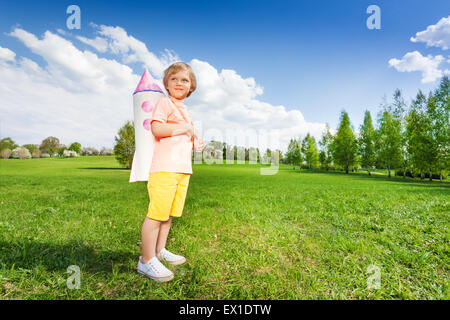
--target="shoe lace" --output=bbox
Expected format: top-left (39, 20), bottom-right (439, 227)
top-left (161, 249), bottom-right (176, 259)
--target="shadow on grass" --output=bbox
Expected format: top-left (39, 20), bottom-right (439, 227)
top-left (287, 168), bottom-right (450, 191)
top-left (0, 240), bottom-right (136, 273)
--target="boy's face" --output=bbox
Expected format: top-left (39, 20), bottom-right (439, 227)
top-left (167, 70), bottom-right (191, 100)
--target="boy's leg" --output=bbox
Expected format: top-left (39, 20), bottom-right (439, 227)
top-left (155, 174), bottom-right (189, 253)
top-left (168, 174), bottom-right (191, 219)
top-left (156, 216), bottom-right (173, 254)
top-left (141, 217), bottom-right (161, 264)
top-left (143, 172), bottom-right (178, 263)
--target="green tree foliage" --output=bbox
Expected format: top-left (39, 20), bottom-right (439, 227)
top-left (22, 144), bottom-right (39, 155)
top-left (406, 92), bottom-right (430, 179)
top-left (358, 111), bottom-right (376, 175)
top-left (68, 142), bottom-right (82, 155)
top-left (114, 120), bottom-right (135, 169)
top-left (39, 136), bottom-right (60, 156)
top-left (391, 89), bottom-right (409, 178)
top-left (432, 76), bottom-right (450, 181)
top-left (319, 123), bottom-right (333, 171)
top-left (331, 111), bottom-right (357, 174)
top-left (375, 109), bottom-right (402, 178)
top-left (57, 144), bottom-right (68, 157)
top-left (0, 137), bottom-right (18, 151)
top-left (302, 133), bottom-right (319, 169)
top-left (422, 94), bottom-right (440, 181)
top-left (285, 138), bottom-right (302, 169)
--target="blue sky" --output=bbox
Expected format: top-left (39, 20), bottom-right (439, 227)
top-left (0, 0), bottom-right (449, 150)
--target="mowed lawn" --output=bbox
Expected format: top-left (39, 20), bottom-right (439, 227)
top-left (0, 156), bottom-right (448, 299)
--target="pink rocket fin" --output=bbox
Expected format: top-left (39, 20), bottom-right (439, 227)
top-left (133, 69), bottom-right (164, 94)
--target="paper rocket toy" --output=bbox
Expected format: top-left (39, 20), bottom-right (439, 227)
top-left (129, 69), bottom-right (165, 182)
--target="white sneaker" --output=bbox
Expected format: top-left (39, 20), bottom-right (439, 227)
top-left (157, 248), bottom-right (186, 265)
top-left (137, 256), bottom-right (174, 282)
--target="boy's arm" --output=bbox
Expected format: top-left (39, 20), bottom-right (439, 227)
top-left (151, 121), bottom-right (193, 138)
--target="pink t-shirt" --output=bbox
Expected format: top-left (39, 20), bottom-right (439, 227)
top-left (149, 96), bottom-right (194, 174)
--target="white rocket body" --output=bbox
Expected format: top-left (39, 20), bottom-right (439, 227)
top-left (129, 70), bottom-right (165, 182)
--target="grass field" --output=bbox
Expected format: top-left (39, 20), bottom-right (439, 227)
top-left (0, 156), bottom-right (448, 299)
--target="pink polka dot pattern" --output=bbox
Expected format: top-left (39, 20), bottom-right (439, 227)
top-left (141, 101), bottom-right (153, 113)
top-left (143, 119), bottom-right (152, 131)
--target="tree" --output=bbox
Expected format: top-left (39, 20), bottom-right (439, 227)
top-left (22, 144), bottom-right (39, 155)
top-left (319, 123), bottom-right (333, 171)
top-left (0, 137), bottom-right (18, 151)
top-left (358, 110), bottom-right (376, 175)
top-left (69, 142), bottom-right (82, 155)
top-left (331, 111), bottom-right (357, 174)
top-left (405, 92), bottom-right (429, 179)
top-left (32, 149), bottom-right (41, 158)
top-left (114, 120), bottom-right (135, 169)
top-left (39, 136), bottom-right (60, 156)
top-left (375, 108), bottom-right (403, 178)
top-left (391, 89), bottom-right (409, 179)
top-left (432, 76), bottom-right (450, 181)
top-left (12, 147), bottom-right (31, 159)
top-left (57, 144), bottom-right (68, 157)
top-left (423, 94), bottom-right (440, 181)
top-left (1, 148), bottom-right (11, 159)
top-left (248, 147), bottom-right (258, 163)
top-left (302, 133), bottom-right (319, 169)
top-left (285, 138), bottom-right (302, 169)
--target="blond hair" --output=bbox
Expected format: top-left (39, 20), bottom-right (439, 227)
top-left (163, 62), bottom-right (197, 97)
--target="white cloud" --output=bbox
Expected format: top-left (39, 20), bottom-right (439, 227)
top-left (76, 35), bottom-right (108, 53)
top-left (187, 59), bottom-right (326, 150)
top-left (0, 46), bottom-right (16, 61)
top-left (388, 51), bottom-right (445, 83)
top-left (8, 28), bottom-right (138, 94)
top-left (410, 15), bottom-right (450, 50)
top-left (2, 28), bottom-right (140, 149)
top-left (56, 29), bottom-right (68, 36)
top-left (1, 25), bottom-right (325, 152)
top-left (84, 23), bottom-right (180, 77)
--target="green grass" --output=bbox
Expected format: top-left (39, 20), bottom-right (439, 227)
top-left (0, 156), bottom-right (448, 299)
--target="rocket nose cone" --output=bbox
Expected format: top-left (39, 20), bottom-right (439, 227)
top-left (134, 69), bottom-right (163, 94)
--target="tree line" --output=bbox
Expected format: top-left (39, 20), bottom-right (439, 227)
top-left (284, 77), bottom-right (449, 181)
top-left (0, 136), bottom-right (113, 159)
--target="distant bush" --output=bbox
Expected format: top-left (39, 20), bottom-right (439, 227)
top-left (100, 147), bottom-right (114, 156)
top-left (41, 153), bottom-right (50, 158)
top-left (22, 144), bottom-right (39, 154)
top-left (82, 147), bottom-right (100, 156)
top-left (11, 147), bottom-right (31, 159)
top-left (32, 149), bottom-right (42, 158)
top-left (63, 149), bottom-right (79, 158)
top-left (1, 148), bottom-right (11, 159)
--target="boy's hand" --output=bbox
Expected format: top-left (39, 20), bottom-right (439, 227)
top-left (183, 123), bottom-right (194, 138)
top-left (193, 137), bottom-right (204, 152)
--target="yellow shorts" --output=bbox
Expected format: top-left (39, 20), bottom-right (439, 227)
top-left (147, 172), bottom-right (191, 221)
